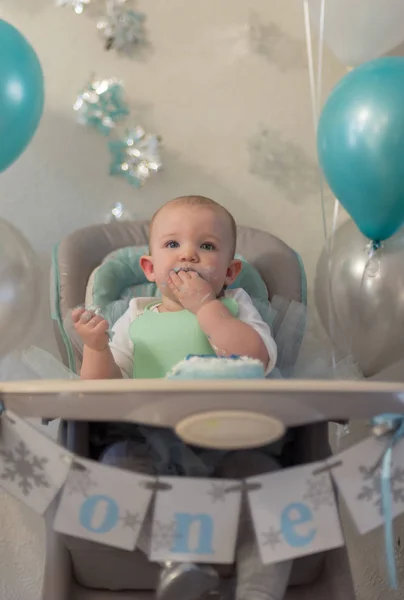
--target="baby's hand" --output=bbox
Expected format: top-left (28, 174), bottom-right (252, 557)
top-left (71, 307), bottom-right (109, 352)
top-left (167, 270), bottom-right (216, 314)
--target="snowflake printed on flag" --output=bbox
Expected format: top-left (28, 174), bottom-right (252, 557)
top-left (357, 464), bottom-right (404, 515)
top-left (207, 482), bottom-right (228, 503)
top-left (66, 465), bottom-right (97, 498)
top-left (151, 520), bottom-right (184, 553)
top-left (0, 441), bottom-right (50, 496)
top-left (303, 474), bottom-right (335, 511)
top-left (120, 511), bottom-right (142, 532)
top-left (262, 526), bottom-right (283, 549)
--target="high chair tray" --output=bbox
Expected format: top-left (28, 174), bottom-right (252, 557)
top-left (2, 378), bottom-right (404, 423)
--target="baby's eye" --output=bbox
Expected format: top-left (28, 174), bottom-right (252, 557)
top-left (201, 242), bottom-right (215, 251)
top-left (166, 241), bottom-right (179, 248)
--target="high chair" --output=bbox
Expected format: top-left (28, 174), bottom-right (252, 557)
top-left (43, 220), bottom-right (355, 600)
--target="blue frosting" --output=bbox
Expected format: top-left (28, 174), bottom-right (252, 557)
top-left (167, 355), bottom-right (265, 380)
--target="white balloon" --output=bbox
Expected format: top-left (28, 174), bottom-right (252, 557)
top-left (307, 0), bottom-right (404, 66)
top-left (0, 219), bottom-right (41, 358)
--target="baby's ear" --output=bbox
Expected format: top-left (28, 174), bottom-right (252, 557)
top-left (225, 259), bottom-right (242, 286)
top-left (140, 255), bottom-right (156, 282)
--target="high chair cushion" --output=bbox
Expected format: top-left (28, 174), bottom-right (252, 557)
top-left (85, 245), bottom-right (270, 328)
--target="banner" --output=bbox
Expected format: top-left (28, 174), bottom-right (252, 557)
top-left (54, 456), bottom-right (154, 550)
top-left (0, 410), bottom-right (72, 514)
top-left (330, 436), bottom-right (404, 535)
top-left (1, 409), bottom-right (404, 567)
top-left (150, 477), bottom-right (242, 563)
top-left (247, 461), bottom-right (344, 564)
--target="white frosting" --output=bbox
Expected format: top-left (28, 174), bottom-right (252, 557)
top-left (168, 355), bottom-right (264, 377)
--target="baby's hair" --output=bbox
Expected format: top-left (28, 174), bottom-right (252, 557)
top-left (149, 195), bottom-right (237, 257)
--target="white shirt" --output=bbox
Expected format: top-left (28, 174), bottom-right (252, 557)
top-left (110, 288), bottom-right (277, 378)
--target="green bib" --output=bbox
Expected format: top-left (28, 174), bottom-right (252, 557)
top-left (129, 298), bottom-right (238, 379)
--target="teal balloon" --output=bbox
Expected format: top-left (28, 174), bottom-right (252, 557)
top-left (0, 20), bottom-right (44, 173)
top-left (317, 57), bottom-right (404, 241)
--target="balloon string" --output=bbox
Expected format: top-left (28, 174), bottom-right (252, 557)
top-left (314, 0), bottom-right (329, 247)
top-left (347, 241), bottom-right (382, 356)
top-left (329, 200), bottom-right (340, 255)
top-left (303, 0), bottom-right (338, 371)
top-left (320, 36), bottom-right (339, 372)
top-left (316, 0), bottom-right (325, 114)
top-left (327, 199), bottom-right (340, 370)
top-left (303, 0), bottom-right (319, 124)
top-left (303, 0), bottom-right (328, 242)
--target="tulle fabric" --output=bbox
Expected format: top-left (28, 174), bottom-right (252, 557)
top-left (1, 295), bottom-right (362, 384)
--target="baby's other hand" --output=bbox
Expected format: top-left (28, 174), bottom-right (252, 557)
top-left (71, 307), bottom-right (109, 352)
top-left (167, 270), bottom-right (216, 314)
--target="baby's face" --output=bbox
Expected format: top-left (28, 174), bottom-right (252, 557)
top-left (147, 205), bottom-right (235, 297)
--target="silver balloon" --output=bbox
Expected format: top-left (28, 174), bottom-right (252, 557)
top-left (0, 219), bottom-right (41, 358)
top-left (315, 219), bottom-right (404, 377)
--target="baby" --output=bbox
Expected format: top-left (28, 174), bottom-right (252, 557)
top-left (73, 195), bottom-right (277, 379)
top-left (72, 196), bottom-right (291, 600)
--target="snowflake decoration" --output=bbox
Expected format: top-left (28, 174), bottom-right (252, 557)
top-left (248, 11), bottom-right (307, 72)
top-left (248, 127), bottom-right (322, 205)
top-left (262, 527), bottom-right (283, 549)
top-left (55, 0), bottom-right (91, 14)
top-left (207, 482), bottom-right (228, 503)
top-left (105, 202), bottom-right (135, 223)
top-left (357, 464), bottom-right (404, 515)
top-left (66, 466), bottom-right (97, 498)
top-left (303, 475), bottom-right (335, 511)
top-left (73, 78), bottom-right (129, 135)
top-left (97, 1), bottom-right (147, 54)
top-left (0, 441), bottom-right (50, 496)
top-left (108, 126), bottom-right (162, 187)
top-left (120, 510), bottom-right (142, 532)
top-left (151, 520), bottom-right (183, 553)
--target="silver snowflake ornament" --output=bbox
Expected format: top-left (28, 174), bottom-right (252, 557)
top-left (303, 475), bottom-right (335, 511)
top-left (109, 126), bottom-right (162, 187)
top-left (0, 441), bottom-right (50, 496)
top-left (55, 0), bottom-right (91, 14)
top-left (262, 527), bottom-right (283, 549)
top-left (105, 201), bottom-right (135, 223)
top-left (151, 520), bottom-right (183, 553)
top-left (97, 1), bottom-right (147, 54)
top-left (357, 464), bottom-right (404, 515)
top-left (73, 77), bottom-right (129, 135)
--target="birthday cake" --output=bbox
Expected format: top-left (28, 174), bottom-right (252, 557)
top-left (166, 355), bottom-right (265, 379)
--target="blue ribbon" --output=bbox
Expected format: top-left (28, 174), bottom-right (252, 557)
top-left (372, 413), bottom-right (404, 589)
